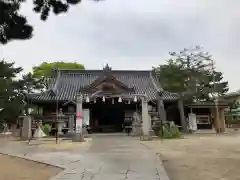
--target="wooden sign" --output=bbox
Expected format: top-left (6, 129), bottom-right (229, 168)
top-left (31, 119), bottom-right (38, 130)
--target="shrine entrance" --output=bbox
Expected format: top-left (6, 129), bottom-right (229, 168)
top-left (90, 97), bottom-right (125, 133)
top-left (80, 64), bottom-right (137, 133)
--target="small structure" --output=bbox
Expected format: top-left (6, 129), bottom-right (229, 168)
top-left (185, 101), bottom-right (228, 132)
top-left (221, 91), bottom-right (240, 127)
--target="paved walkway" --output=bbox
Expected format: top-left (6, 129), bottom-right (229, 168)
top-left (0, 135), bottom-right (169, 180)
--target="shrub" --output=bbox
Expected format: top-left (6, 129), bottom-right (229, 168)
top-left (158, 123), bottom-right (181, 139)
top-left (169, 126), bottom-right (181, 138)
top-left (40, 124), bottom-right (51, 136)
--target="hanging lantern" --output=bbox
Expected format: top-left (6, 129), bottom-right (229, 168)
top-left (86, 96), bottom-right (90, 103)
top-left (94, 99), bottom-right (96, 103)
top-left (128, 99), bottom-right (131, 104)
top-left (102, 96), bottom-right (105, 102)
top-left (112, 98), bottom-right (114, 104)
top-left (28, 108), bottom-right (33, 114)
top-left (118, 97), bottom-right (122, 103)
top-left (134, 96), bottom-right (137, 102)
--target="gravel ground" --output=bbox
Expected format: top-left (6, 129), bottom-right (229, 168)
top-left (0, 154), bottom-right (62, 180)
top-left (142, 132), bottom-right (240, 180)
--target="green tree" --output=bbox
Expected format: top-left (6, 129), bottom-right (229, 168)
top-left (153, 59), bottom-right (186, 93)
top-left (0, 0), bottom-right (99, 44)
top-left (154, 46), bottom-right (229, 103)
top-left (0, 60), bottom-right (25, 123)
top-left (229, 99), bottom-right (240, 111)
top-left (32, 61), bottom-right (85, 78)
top-left (0, 60), bottom-right (45, 121)
top-left (19, 72), bottom-right (44, 93)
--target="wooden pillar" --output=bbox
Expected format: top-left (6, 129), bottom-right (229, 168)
top-left (177, 100), bottom-right (187, 132)
top-left (68, 115), bottom-right (75, 132)
top-left (219, 108), bottom-right (226, 133)
top-left (141, 97), bottom-right (149, 135)
top-left (157, 95), bottom-right (166, 122)
top-left (211, 107), bottom-right (225, 133)
top-left (211, 108), bottom-right (218, 132)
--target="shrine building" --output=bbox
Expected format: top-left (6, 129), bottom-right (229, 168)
top-left (26, 64), bottom-right (226, 134)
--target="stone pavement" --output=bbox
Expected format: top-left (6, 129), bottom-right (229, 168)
top-left (0, 135), bottom-right (169, 180)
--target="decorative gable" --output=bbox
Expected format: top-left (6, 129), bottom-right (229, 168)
top-left (81, 64), bottom-right (134, 94)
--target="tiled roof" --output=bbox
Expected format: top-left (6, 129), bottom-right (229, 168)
top-left (185, 101), bottom-right (229, 108)
top-left (223, 91), bottom-right (240, 98)
top-left (28, 69), bottom-right (179, 102)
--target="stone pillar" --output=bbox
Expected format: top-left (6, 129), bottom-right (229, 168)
top-left (140, 97), bottom-right (152, 140)
top-left (157, 95), bottom-right (166, 122)
top-left (68, 115), bottom-right (75, 132)
top-left (178, 100), bottom-right (187, 132)
top-left (20, 116), bottom-right (32, 140)
top-left (72, 94), bottom-right (84, 142)
top-left (148, 114), bottom-right (155, 136)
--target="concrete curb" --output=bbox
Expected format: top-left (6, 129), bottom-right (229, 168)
top-left (140, 142), bottom-right (170, 180)
top-left (155, 153), bottom-right (170, 180)
top-left (0, 152), bottom-right (65, 168)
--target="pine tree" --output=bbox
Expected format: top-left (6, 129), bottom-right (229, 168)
top-left (0, 59), bottom-right (24, 123)
top-left (1, 0), bottom-right (99, 44)
top-left (155, 46), bottom-right (229, 103)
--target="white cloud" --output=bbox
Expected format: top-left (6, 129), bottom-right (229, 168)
top-left (2, 0), bottom-right (240, 91)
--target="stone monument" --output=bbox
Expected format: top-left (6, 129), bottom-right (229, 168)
top-left (20, 115), bottom-right (32, 140)
top-left (131, 112), bottom-right (142, 136)
top-left (57, 108), bottom-right (65, 135)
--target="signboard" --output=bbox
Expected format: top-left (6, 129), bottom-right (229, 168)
top-left (31, 119), bottom-right (38, 130)
top-left (188, 113), bottom-right (197, 131)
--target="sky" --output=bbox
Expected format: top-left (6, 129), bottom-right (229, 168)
top-left (1, 0), bottom-right (240, 92)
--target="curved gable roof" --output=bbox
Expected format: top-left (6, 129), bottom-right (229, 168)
top-left (29, 69), bottom-right (179, 102)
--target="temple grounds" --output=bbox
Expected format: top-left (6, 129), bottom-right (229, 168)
top-left (0, 154), bottom-right (62, 180)
top-left (0, 136), bottom-right (91, 180)
top-left (142, 132), bottom-right (240, 180)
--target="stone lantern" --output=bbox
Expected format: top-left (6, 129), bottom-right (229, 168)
top-left (57, 108), bottom-right (65, 135)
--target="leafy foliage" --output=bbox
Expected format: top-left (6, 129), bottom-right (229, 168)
top-left (40, 123), bottom-right (51, 136)
top-left (0, 0), bottom-right (100, 44)
top-left (32, 61), bottom-right (85, 78)
top-left (157, 123), bottom-right (181, 139)
top-left (0, 59), bottom-right (43, 122)
top-left (229, 99), bottom-right (240, 110)
top-left (18, 72), bottom-right (44, 94)
top-left (154, 59), bottom-right (185, 93)
top-left (0, 60), bottom-right (24, 122)
top-left (154, 46), bottom-right (229, 103)
top-left (0, 0), bottom-right (33, 44)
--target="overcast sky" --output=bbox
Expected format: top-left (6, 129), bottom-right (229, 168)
top-left (1, 0), bottom-right (240, 92)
